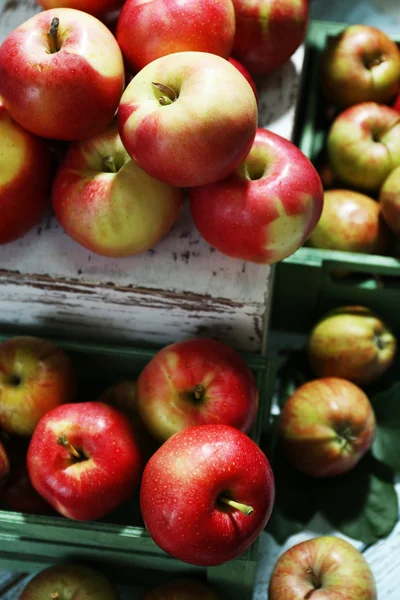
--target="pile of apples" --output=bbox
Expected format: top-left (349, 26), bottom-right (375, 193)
top-left (308, 24), bottom-right (400, 255)
top-left (0, 0), bottom-right (326, 264)
top-left (0, 334), bottom-right (276, 567)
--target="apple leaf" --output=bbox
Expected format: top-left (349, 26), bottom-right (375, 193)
top-left (371, 382), bottom-right (400, 472)
top-left (315, 454), bottom-right (398, 545)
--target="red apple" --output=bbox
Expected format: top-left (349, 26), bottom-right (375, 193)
top-left (321, 25), bottom-right (400, 109)
top-left (0, 8), bottom-right (124, 140)
top-left (231, 0), bottom-right (308, 74)
top-left (394, 91), bottom-right (400, 112)
top-left (279, 378), bottom-right (376, 478)
top-left (117, 0), bottom-right (235, 73)
top-left (308, 189), bottom-right (392, 254)
top-left (190, 128), bottom-right (323, 264)
top-left (268, 536), bottom-right (377, 600)
top-left (20, 564), bottom-right (118, 600)
top-left (118, 51), bottom-right (257, 187)
top-left (327, 102), bottom-right (400, 191)
top-left (0, 336), bottom-right (77, 436)
top-left (27, 401), bottom-right (143, 520)
top-left (140, 424), bottom-right (275, 566)
top-left (0, 102), bottom-right (53, 245)
top-left (228, 57), bottom-right (258, 100)
top-left (36, 0), bottom-right (123, 17)
top-left (308, 306), bottom-right (397, 386)
top-left (136, 338), bottom-right (259, 442)
top-left (379, 165), bottom-right (400, 236)
top-left (0, 441), bottom-right (9, 489)
top-left (52, 122), bottom-right (183, 257)
top-left (144, 579), bottom-right (221, 600)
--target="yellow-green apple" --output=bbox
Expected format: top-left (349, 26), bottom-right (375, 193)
top-left (144, 579), bottom-right (221, 600)
top-left (116, 0), bottom-right (235, 73)
top-left (327, 102), bottom-right (400, 191)
top-left (279, 378), bottom-right (376, 478)
top-left (27, 401), bottom-right (143, 521)
top-left (0, 8), bottom-right (124, 141)
top-left (189, 128), bottom-right (323, 264)
top-left (136, 338), bottom-right (259, 442)
top-left (321, 25), bottom-right (400, 109)
top-left (0, 336), bottom-right (77, 436)
top-left (379, 165), bottom-right (400, 236)
top-left (52, 123), bottom-right (183, 257)
top-left (229, 57), bottom-right (258, 100)
top-left (268, 536), bottom-right (377, 600)
top-left (308, 189), bottom-right (392, 254)
top-left (140, 424), bottom-right (275, 566)
top-left (0, 102), bottom-right (52, 245)
top-left (231, 0), bottom-right (308, 74)
top-left (118, 51), bottom-right (257, 187)
top-left (308, 306), bottom-right (397, 386)
top-left (0, 441), bottom-right (9, 489)
top-left (36, 0), bottom-right (123, 17)
top-left (20, 564), bottom-right (118, 600)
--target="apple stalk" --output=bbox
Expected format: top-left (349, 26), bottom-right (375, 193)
top-left (152, 82), bottom-right (177, 106)
top-left (219, 496), bottom-right (254, 516)
top-left (57, 434), bottom-right (82, 459)
top-left (306, 567), bottom-right (321, 590)
top-left (47, 17), bottom-right (60, 54)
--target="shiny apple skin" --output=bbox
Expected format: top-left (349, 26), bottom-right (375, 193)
top-left (308, 306), bottom-right (396, 386)
top-left (136, 338), bottom-right (259, 442)
top-left (37, 0), bottom-right (123, 17)
top-left (279, 378), bottom-right (376, 478)
top-left (0, 8), bottom-right (124, 140)
top-left (380, 165), bottom-right (400, 236)
top-left (308, 189), bottom-right (392, 254)
top-left (19, 564), bottom-right (118, 600)
top-left (0, 336), bottom-right (77, 437)
top-left (268, 536), bottom-right (377, 600)
top-left (144, 579), bottom-right (221, 600)
top-left (232, 0), bottom-right (308, 74)
top-left (117, 0), bottom-right (235, 73)
top-left (118, 51), bottom-right (257, 187)
top-left (327, 102), bottom-right (400, 191)
top-left (52, 122), bottom-right (183, 257)
top-left (140, 424), bottom-right (275, 566)
top-left (0, 102), bottom-right (52, 244)
top-left (229, 57), bottom-right (258, 100)
top-left (190, 128), bottom-right (323, 263)
top-left (321, 25), bottom-right (400, 109)
top-left (27, 401), bottom-right (143, 520)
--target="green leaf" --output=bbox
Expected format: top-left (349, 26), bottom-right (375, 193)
top-left (315, 454), bottom-right (398, 545)
top-left (371, 382), bottom-right (400, 472)
top-left (265, 443), bottom-right (317, 544)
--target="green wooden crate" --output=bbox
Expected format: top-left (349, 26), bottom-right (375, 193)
top-left (272, 20), bottom-right (400, 333)
top-left (0, 335), bottom-right (274, 600)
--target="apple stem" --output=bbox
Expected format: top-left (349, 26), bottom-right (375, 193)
top-left (152, 82), bottom-right (177, 106)
top-left (57, 435), bottom-right (81, 459)
top-left (193, 384), bottom-right (205, 401)
top-left (219, 496), bottom-right (254, 516)
top-left (103, 155), bottom-right (117, 173)
top-left (47, 17), bottom-right (60, 54)
top-left (306, 567), bottom-right (321, 590)
top-left (51, 594), bottom-right (60, 599)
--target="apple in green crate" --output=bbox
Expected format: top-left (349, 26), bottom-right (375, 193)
top-left (0, 8), bottom-right (124, 140)
top-left (136, 338), bottom-right (259, 442)
top-left (0, 337), bottom-right (77, 436)
top-left (308, 189), bottom-right (392, 254)
top-left (321, 25), bottom-right (400, 109)
top-left (52, 123), bottom-right (183, 257)
top-left (231, 0), bottom-right (308, 74)
top-left (140, 424), bottom-right (275, 566)
top-left (0, 441), bottom-right (9, 489)
top-left (190, 129), bottom-right (323, 264)
top-left (327, 102), bottom-right (400, 191)
top-left (268, 536), bottom-right (377, 600)
top-left (118, 51), bottom-right (257, 187)
top-left (0, 102), bottom-right (53, 245)
top-left (144, 579), bottom-right (221, 600)
top-left (279, 378), bottom-right (376, 477)
top-left (117, 0), bottom-right (235, 73)
top-left (20, 564), bottom-right (118, 600)
top-left (308, 306), bottom-right (397, 386)
top-left (380, 165), bottom-right (400, 236)
top-left (27, 401), bottom-right (143, 520)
